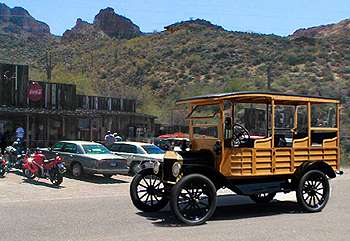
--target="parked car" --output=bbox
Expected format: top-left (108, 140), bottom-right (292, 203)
top-left (40, 141), bottom-right (129, 178)
top-left (154, 138), bottom-right (190, 151)
top-left (108, 142), bottom-right (165, 175)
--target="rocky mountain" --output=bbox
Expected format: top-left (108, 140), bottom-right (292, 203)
top-left (0, 3), bottom-right (50, 36)
top-left (0, 5), bottom-right (349, 161)
top-left (94, 7), bottom-right (141, 39)
top-left (62, 18), bottom-right (107, 42)
top-left (63, 7), bottom-right (141, 42)
top-left (291, 19), bottom-right (350, 39)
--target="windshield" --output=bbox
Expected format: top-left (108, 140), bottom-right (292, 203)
top-left (189, 104), bottom-right (220, 139)
top-left (82, 144), bottom-right (111, 154)
top-left (142, 145), bottom-right (165, 154)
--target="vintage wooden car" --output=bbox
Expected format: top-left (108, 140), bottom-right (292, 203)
top-left (130, 91), bottom-right (342, 225)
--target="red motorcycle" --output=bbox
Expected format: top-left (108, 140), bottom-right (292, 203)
top-left (22, 150), bottom-right (66, 186)
top-left (0, 157), bottom-right (7, 177)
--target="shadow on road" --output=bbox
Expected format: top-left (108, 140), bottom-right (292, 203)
top-left (22, 178), bottom-right (65, 189)
top-left (64, 173), bottom-right (129, 184)
top-left (11, 170), bottom-right (25, 177)
top-left (137, 194), bottom-right (303, 227)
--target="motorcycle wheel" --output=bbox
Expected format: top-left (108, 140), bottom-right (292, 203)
top-left (24, 169), bottom-right (35, 179)
top-left (0, 167), bottom-right (5, 177)
top-left (51, 173), bottom-right (63, 186)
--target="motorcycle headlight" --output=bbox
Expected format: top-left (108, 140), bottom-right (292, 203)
top-left (172, 162), bottom-right (182, 177)
top-left (153, 161), bottom-right (160, 175)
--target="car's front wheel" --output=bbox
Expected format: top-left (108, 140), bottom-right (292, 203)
top-left (130, 171), bottom-right (168, 212)
top-left (170, 174), bottom-right (217, 225)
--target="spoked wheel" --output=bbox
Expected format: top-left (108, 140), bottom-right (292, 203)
top-left (170, 174), bottom-right (217, 225)
top-left (249, 192), bottom-right (276, 203)
top-left (130, 171), bottom-right (169, 212)
top-left (296, 170), bottom-right (330, 212)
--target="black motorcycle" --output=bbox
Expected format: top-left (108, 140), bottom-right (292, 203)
top-left (4, 145), bottom-right (26, 171)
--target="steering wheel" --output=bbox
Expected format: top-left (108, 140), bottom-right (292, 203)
top-left (231, 123), bottom-right (250, 147)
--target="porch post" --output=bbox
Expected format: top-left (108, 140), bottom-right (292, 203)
top-left (90, 118), bottom-right (93, 141)
top-left (47, 117), bottom-right (50, 146)
top-left (62, 116), bottom-right (66, 139)
top-left (26, 115), bottom-right (30, 147)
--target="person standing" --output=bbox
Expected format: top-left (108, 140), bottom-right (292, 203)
top-left (104, 131), bottom-right (116, 147)
top-left (113, 132), bottom-right (122, 142)
top-left (15, 126), bottom-right (25, 143)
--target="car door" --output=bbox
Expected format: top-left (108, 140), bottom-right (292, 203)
top-left (110, 144), bottom-right (137, 166)
top-left (60, 143), bottom-right (78, 169)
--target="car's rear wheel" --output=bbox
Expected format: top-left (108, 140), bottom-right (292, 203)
top-left (71, 163), bottom-right (83, 178)
top-left (130, 171), bottom-right (168, 212)
top-left (170, 174), bottom-right (217, 225)
top-left (296, 169), bottom-right (330, 212)
top-left (249, 192), bottom-right (276, 203)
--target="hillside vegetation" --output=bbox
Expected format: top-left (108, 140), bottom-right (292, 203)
top-left (0, 7), bottom-right (349, 163)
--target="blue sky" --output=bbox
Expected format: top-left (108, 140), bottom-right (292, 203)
top-left (2, 0), bottom-right (350, 36)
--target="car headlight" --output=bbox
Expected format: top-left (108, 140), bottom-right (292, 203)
top-left (172, 162), bottom-right (182, 177)
top-left (153, 161), bottom-right (160, 174)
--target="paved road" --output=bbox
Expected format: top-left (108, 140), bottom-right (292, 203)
top-left (0, 170), bottom-right (349, 241)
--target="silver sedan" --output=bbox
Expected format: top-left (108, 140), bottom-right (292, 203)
top-left (40, 141), bottom-right (129, 178)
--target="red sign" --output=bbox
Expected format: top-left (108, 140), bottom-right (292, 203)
top-left (28, 82), bottom-right (43, 102)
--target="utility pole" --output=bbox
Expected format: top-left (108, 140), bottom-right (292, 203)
top-left (45, 51), bottom-right (53, 81)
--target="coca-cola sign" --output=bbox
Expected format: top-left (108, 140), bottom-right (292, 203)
top-left (27, 82), bottom-right (43, 102)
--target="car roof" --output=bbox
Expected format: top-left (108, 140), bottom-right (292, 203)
top-left (112, 141), bottom-right (154, 147)
top-left (57, 141), bottom-right (100, 145)
top-left (176, 91), bottom-right (340, 105)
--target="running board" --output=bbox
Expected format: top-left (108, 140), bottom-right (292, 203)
top-left (235, 180), bottom-right (291, 195)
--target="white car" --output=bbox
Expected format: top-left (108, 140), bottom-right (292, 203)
top-left (108, 142), bottom-right (165, 175)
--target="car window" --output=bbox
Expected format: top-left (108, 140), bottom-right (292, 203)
top-left (109, 143), bottom-right (121, 152)
top-left (117, 144), bottom-right (137, 154)
top-left (82, 144), bottom-right (110, 154)
top-left (52, 142), bottom-right (64, 151)
top-left (142, 145), bottom-right (165, 154)
top-left (137, 147), bottom-right (146, 154)
top-left (62, 143), bottom-right (78, 153)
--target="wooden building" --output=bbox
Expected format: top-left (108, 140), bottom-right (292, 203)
top-left (0, 63), bottom-right (156, 148)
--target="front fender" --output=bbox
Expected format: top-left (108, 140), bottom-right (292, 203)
top-left (137, 167), bottom-right (155, 176)
top-left (182, 164), bottom-right (227, 189)
top-left (22, 162), bottom-right (30, 169)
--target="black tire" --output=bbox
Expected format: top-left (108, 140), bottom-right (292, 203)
top-left (71, 163), bottom-right (83, 178)
top-left (296, 170), bottom-right (330, 212)
top-left (103, 174), bottom-right (113, 178)
top-left (24, 169), bottom-right (35, 179)
top-left (249, 192), bottom-right (276, 203)
top-left (130, 172), bottom-right (169, 212)
top-left (51, 173), bottom-right (63, 186)
top-left (170, 174), bottom-right (217, 225)
top-left (0, 167), bottom-right (5, 177)
top-left (129, 163), bottom-right (140, 176)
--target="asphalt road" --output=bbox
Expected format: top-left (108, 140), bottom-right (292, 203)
top-left (0, 170), bottom-right (349, 241)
